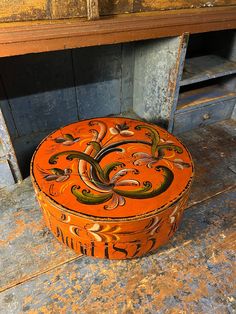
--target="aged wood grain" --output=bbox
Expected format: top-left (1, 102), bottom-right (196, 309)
top-left (167, 33), bottom-right (189, 132)
top-left (120, 43), bottom-right (135, 113)
top-left (0, 6), bottom-right (235, 57)
top-left (0, 0), bottom-right (49, 22)
top-left (0, 187), bottom-right (235, 312)
top-left (0, 158), bottom-right (15, 188)
top-left (133, 35), bottom-right (184, 128)
top-left (0, 141), bottom-right (4, 158)
top-left (51, 0), bottom-right (87, 19)
top-left (72, 45), bottom-right (122, 119)
top-left (100, 0), bottom-right (134, 15)
top-left (134, 0), bottom-right (236, 12)
top-left (0, 76), bottom-right (19, 150)
top-left (178, 119), bottom-right (236, 206)
top-left (0, 89), bottom-right (19, 188)
top-left (0, 108), bottom-right (22, 183)
top-left (0, 177), bottom-right (81, 293)
top-left (1, 0), bottom-right (235, 23)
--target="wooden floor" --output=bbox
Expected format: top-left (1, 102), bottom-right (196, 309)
top-left (0, 120), bottom-right (235, 313)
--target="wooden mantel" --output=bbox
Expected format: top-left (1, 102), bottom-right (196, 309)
top-left (0, 6), bottom-right (236, 58)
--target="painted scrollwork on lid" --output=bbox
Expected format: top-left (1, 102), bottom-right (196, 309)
top-left (32, 117), bottom-right (193, 219)
top-left (38, 120), bottom-right (190, 211)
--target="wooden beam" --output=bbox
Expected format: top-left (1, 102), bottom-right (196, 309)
top-left (0, 7), bottom-right (235, 57)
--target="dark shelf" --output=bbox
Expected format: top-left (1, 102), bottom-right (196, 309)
top-left (181, 55), bottom-right (236, 86)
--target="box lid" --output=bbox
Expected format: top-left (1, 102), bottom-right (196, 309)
top-left (31, 117), bottom-right (194, 220)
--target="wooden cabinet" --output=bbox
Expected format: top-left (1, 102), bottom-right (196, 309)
top-left (0, 3), bottom-right (235, 188)
top-left (173, 30), bottom-right (236, 133)
top-left (1, 29), bottom-right (235, 188)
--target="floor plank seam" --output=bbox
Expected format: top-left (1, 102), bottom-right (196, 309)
top-left (0, 255), bottom-right (83, 293)
top-left (185, 184), bottom-right (236, 210)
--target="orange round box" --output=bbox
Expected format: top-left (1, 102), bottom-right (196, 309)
top-left (31, 117), bottom-right (194, 259)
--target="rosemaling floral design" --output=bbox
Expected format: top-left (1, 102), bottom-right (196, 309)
top-left (46, 120), bottom-right (190, 210)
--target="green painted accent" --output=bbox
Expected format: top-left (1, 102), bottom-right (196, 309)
top-left (64, 134), bottom-right (74, 141)
top-left (71, 186), bottom-right (113, 205)
top-left (49, 150), bottom-right (81, 164)
top-left (49, 150), bottom-right (107, 183)
top-left (135, 125), bottom-right (160, 157)
top-left (113, 166), bottom-right (173, 199)
top-left (51, 168), bottom-right (65, 175)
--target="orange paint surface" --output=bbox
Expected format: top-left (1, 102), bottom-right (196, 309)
top-left (31, 117), bottom-right (194, 259)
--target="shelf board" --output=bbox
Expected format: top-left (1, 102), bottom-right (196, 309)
top-left (0, 6), bottom-right (236, 57)
top-left (177, 84), bottom-right (236, 111)
top-left (181, 55), bottom-right (236, 86)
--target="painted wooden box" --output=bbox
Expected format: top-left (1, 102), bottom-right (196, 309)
top-left (31, 117), bottom-right (194, 259)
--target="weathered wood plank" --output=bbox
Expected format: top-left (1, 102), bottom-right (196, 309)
top-left (0, 177), bottom-right (80, 293)
top-left (100, 0), bottom-right (134, 15)
top-left (0, 0), bottom-right (49, 22)
top-left (232, 104), bottom-right (236, 120)
top-left (178, 119), bottom-right (236, 206)
top-left (133, 35), bottom-right (184, 129)
top-left (0, 7), bottom-right (235, 58)
top-left (0, 108), bottom-right (22, 182)
top-left (0, 188), bottom-right (235, 313)
top-left (0, 158), bottom-right (15, 188)
top-left (51, 0), bottom-right (87, 19)
top-left (134, 0), bottom-right (236, 12)
top-left (120, 43), bottom-right (135, 113)
top-left (0, 78), bottom-right (18, 140)
top-left (1, 0), bottom-right (236, 23)
top-left (73, 45), bottom-right (122, 119)
top-left (0, 141), bottom-right (4, 157)
top-left (167, 33), bottom-right (189, 132)
top-left (181, 55), bottom-right (236, 86)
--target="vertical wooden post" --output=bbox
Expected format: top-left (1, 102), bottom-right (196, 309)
top-left (133, 34), bottom-right (188, 130)
top-left (87, 0), bottom-right (100, 20)
top-left (0, 108), bottom-right (22, 184)
top-left (167, 33), bottom-right (189, 132)
top-left (0, 76), bottom-right (22, 185)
